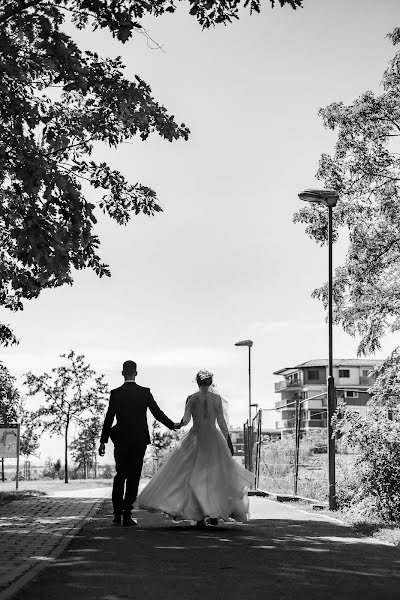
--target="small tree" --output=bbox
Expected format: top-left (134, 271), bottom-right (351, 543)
top-left (54, 458), bottom-right (62, 479)
top-left (25, 350), bottom-right (108, 483)
top-left (151, 420), bottom-right (182, 472)
top-left (42, 456), bottom-right (55, 478)
top-left (70, 416), bottom-right (102, 479)
top-left (101, 464), bottom-right (113, 479)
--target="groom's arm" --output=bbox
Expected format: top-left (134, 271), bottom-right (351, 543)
top-left (100, 392), bottom-right (116, 444)
top-left (147, 391), bottom-right (175, 430)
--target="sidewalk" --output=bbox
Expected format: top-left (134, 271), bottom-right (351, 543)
top-left (5, 495), bottom-right (400, 600)
top-left (0, 487), bottom-right (110, 600)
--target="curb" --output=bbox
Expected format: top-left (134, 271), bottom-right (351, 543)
top-left (248, 489), bottom-right (327, 509)
top-left (248, 493), bottom-right (399, 548)
top-left (0, 497), bottom-right (105, 600)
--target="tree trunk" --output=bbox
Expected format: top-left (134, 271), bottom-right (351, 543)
top-left (64, 423), bottom-right (69, 483)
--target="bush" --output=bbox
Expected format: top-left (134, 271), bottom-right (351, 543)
top-left (335, 404), bottom-right (400, 522)
top-left (335, 457), bottom-right (361, 509)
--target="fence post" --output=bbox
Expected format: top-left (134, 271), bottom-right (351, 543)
top-left (243, 423), bottom-right (248, 470)
top-left (293, 397), bottom-right (301, 496)
top-left (248, 423), bottom-right (253, 473)
top-left (254, 410), bottom-right (262, 490)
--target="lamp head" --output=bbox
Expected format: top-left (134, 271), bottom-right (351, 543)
top-left (298, 188), bottom-right (339, 208)
top-left (235, 339), bottom-right (253, 347)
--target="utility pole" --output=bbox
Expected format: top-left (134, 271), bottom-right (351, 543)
top-left (293, 397), bottom-right (301, 496)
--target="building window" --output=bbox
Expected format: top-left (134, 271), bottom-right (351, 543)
top-left (344, 391), bottom-right (358, 398)
top-left (308, 370), bottom-right (319, 381)
top-left (310, 411), bottom-right (322, 420)
top-left (339, 369), bottom-right (350, 378)
top-left (362, 369), bottom-right (370, 377)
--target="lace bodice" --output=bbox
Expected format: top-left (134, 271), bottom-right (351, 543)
top-left (181, 389), bottom-right (229, 439)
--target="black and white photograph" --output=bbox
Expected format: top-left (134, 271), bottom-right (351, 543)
top-left (1, 0), bottom-right (400, 598)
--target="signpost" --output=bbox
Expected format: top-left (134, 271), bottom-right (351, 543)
top-left (0, 424), bottom-right (20, 490)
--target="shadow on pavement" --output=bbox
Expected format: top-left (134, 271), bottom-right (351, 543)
top-left (14, 500), bottom-right (400, 600)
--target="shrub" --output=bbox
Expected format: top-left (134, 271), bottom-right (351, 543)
top-left (334, 403), bottom-right (400, 522)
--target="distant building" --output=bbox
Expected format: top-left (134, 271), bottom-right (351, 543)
top-left (230, 426), bottom-right (281, 457)
top-left (273, 359), bottom-right (383, 435)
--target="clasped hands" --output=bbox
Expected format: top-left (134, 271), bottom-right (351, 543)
top-left (98, 422), bottom-right (182, 456)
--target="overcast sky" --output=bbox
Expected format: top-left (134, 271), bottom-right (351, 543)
top-left (2, 0), bottom-right (400, 464)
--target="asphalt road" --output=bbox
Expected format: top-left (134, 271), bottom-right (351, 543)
top-left (14, 498), bottom-right (400, 600)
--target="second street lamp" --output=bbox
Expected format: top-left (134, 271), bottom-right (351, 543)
top-left (298, 188), bottom-right (339, 511)
top-left (235, 339), bottom-right (253, 471)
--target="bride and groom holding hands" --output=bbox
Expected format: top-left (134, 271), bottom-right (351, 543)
top-left (98, 360), bottom-right (253, 528)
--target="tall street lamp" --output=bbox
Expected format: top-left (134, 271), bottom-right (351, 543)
top-left (298, 188), bottom-right (339, 511)
top-left (235, 339), bottom-right (253, 470)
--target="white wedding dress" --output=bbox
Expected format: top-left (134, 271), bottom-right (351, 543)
top-left (136, 388), bottom-right (253, 522)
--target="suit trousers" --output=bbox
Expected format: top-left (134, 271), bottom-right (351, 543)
top-left (112, 442), bottom-right (147, 517)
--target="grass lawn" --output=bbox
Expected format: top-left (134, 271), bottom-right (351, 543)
top-left (0, 478), bottom-right (113, 505)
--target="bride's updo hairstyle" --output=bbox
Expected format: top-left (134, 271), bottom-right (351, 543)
top-left (196, 369), bottom-right (213, 387)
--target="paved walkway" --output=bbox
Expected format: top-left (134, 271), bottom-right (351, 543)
top-left (0, 488), bottom-right (110, 600)
top-left (3, 495), bottom-right (400, 600)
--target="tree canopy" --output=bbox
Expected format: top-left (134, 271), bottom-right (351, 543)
top-left (294, 28), bottom-right (400, 356)
top-left (25, 350), bottom-right (108, 482)
top-left (0, 362), bottom-right (40, 457)
top-left (0, 0), bottom-right (302, 347)
top-left (0, 362), bottom-right (21, 424)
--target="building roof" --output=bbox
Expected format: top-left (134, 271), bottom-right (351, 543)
top-left (273, 367), bottom-right (299, 376)
top-left (273, 358), bottom-right (384, 376)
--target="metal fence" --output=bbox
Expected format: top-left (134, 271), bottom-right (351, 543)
top-left (243, 408), bottom-right (359, 502)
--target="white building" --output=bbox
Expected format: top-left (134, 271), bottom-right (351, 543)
top-left (274, 359), bottom-right (383, 435)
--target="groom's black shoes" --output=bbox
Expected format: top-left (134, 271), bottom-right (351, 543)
top-left (113, 515), bottom-right (122, 526)
top-left (123, 516), bottom-right (138, 527)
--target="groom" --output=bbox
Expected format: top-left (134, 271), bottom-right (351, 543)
top-left (99, 360), bottom-right (176, 526)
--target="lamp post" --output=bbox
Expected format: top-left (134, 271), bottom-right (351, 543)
top-left (298, 188), bottom-right (338, 511)
top-left (235, 339), bottom-right (253, 471)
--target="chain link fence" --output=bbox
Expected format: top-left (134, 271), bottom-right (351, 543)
top-left (245, 409), bottom-right (359, 502)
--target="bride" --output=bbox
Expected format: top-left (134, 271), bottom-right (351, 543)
top-left (136, 369), bottom-right (253, 527)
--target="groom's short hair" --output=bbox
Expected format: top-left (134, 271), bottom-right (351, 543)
top-left (122, 360), bottom-right (137, 375)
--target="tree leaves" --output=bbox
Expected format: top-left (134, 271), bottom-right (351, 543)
top-left (293, 29), bottom-right (400, 356)
top-left (0, 361), bottom-right (39, 456)
top-left (0, 2), bottom-right (189, 346)
top-left (0, 0), bottom-right (303, 346)
top-left (0, 362), bottom-right (21, 424)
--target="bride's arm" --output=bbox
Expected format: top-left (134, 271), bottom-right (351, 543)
top-left (216, 396), bottom-right (229, 439)
top-left (179, 395), bottom-right (192, 427)
top-left (216, 396), bottom-right (234, 455)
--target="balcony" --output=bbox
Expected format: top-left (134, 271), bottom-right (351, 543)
top-left (360, 376), bottom-right (375, 386)
top-left (274, 379), bottom-right (303, 392)
top-left (303, 420), bottom-right (327, 428)
top-left (275, 419), bottom-right (294, 430)
top-left (274, 398), bottom-right (298, 410)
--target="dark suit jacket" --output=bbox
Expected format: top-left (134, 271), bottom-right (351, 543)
top-left (100, 382), bottom-right (175, 447)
